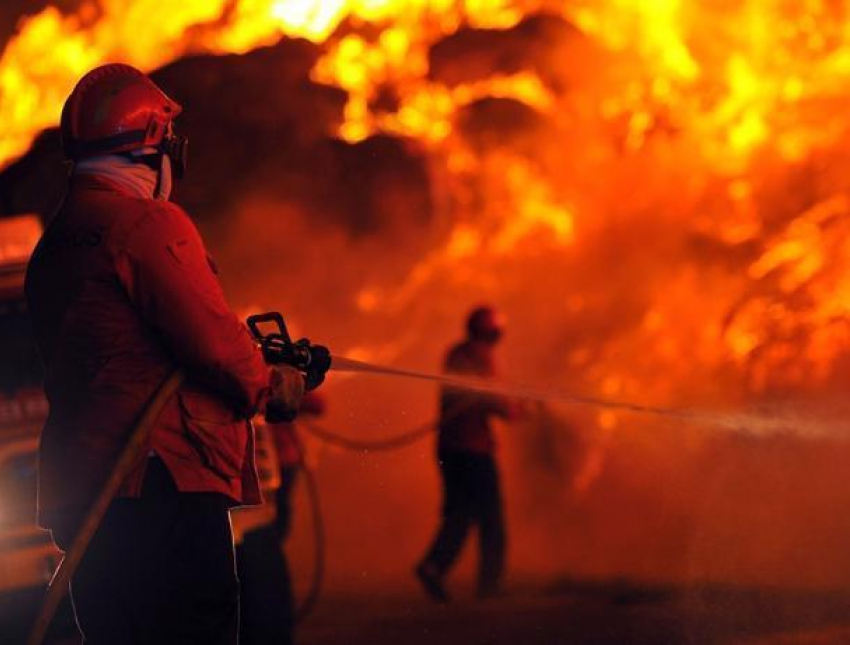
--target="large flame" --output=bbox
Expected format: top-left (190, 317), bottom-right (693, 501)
top-left (4, 0), bottom-right (850, 409)
top-left (4, 2), bottom-right (850, 418)
top-left (0, 0), bottom-right (525, 164)
top-left (5, 0), bottom-right (850, 590)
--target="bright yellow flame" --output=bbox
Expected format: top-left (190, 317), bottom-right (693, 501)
top-left (0, 1), bottom-right (231, 165)
top-left (0, 0), bottom-right (526, 164)
top-left (492, 157), bottom-right (575, 252)
top-left (572, 0), bottom-right (699, 81)
top-left (446, 225), bottom-right (482, 259)
top-left (4, 0), bottom-right (849, 172)
top-left (3, 0), bottom-right (850, 399)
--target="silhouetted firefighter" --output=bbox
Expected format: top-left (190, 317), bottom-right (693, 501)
top-left (25, 64), bottom-right (312, 644)
top-left (238, 391), bottom-right (325, 645)
top-left (416, 306), bottom-right (516, 601)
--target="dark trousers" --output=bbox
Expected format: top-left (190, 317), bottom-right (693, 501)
top-left (55, 458), bottom-right (239, 645)
top-left (422, 451), bottom-right (506, 593)
top-left (274, 465), bottom-right (299, 540)
top-left (237, 466), bottom-right (299, 645)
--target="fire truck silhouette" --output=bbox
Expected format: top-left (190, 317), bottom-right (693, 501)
top-left (0, 215), bottom-right (54, 594)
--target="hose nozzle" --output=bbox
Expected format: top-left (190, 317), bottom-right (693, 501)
top-left (246, 312), bottom-right (331, 390)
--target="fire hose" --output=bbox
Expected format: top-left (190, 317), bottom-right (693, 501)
top-left (29, 307), bottom-right (788, 643)
top-left (27, 311), bottom-right (331, 645)
top-left (300, 418), bottom-right (436, 452)
top-left (26, 368), bottom-right (186, 645)
top-left (291, 418), bottom-right (436, 625)
top-left (25, 310), bottom-right (436, 642)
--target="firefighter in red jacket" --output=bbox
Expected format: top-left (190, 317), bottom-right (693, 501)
top-left (416, 306), bottom-right (515, 602)
top-left (25, 64), bottom-right (304, 644)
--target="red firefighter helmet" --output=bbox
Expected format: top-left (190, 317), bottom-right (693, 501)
top-left (466, 305), bottom-right (504, 343)
top-left (61, 63), bottom-right (182, 162)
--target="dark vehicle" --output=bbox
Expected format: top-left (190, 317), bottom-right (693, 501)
top-left (0, 215), bottom-right (75, 643)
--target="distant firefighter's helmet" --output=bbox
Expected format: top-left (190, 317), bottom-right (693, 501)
top-left (61, 64), bottom-right (183, 163)
top-left (466, 305), bottom-right (504, 344)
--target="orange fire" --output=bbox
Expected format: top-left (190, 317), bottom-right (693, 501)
top-left (3, 0), bottom-right (850, 415)
top-left (6, 0), bottom-right (850, 593)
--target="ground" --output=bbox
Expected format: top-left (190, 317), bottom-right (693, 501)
top-left (9, 577), bottom-right (850, 644)
top-left (295, 580), bottom-right (850, 645)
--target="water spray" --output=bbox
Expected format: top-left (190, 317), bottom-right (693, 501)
top-left (247, 312), bottom-right (844, 438)
top-left (330, 357), bottom-right (792, 435)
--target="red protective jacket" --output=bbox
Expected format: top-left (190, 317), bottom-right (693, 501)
top-left (25, 175), bottom-right (269, 530)
top-left (438, 339), bottom-right (513, 455)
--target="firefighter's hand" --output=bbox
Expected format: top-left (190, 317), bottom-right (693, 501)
top-left (266, 365), bottom-right (304, 423)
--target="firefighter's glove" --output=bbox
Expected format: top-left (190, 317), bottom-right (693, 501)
top-left (266, 365), bottom-right (305, 423)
